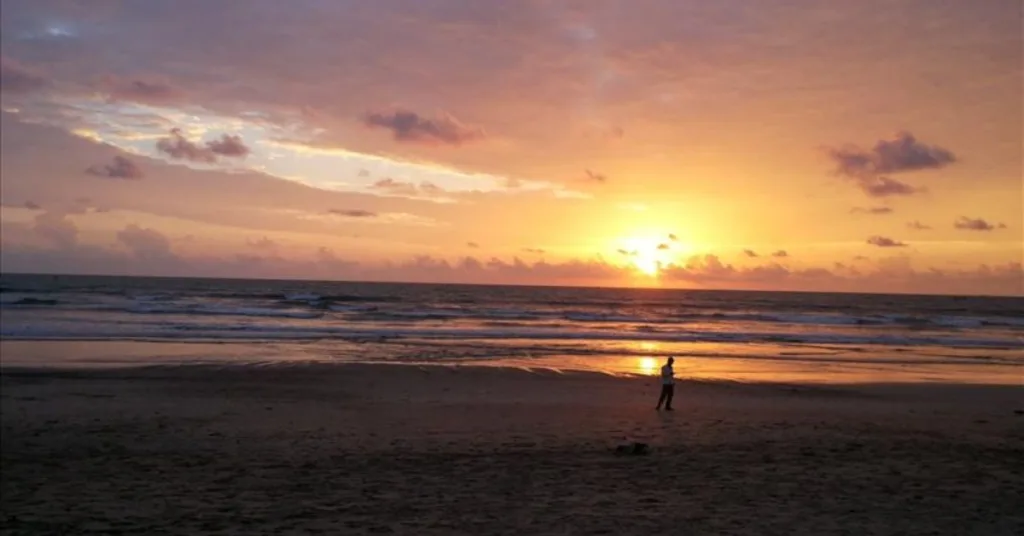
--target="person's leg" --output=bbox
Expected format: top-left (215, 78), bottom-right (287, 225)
top-left (656, 385), bottom-right (668, 409)
top-left (664, 385), bottom-right (674, 410)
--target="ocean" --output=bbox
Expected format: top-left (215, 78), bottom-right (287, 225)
top-left (1, 273), bottom-right (1021, 384)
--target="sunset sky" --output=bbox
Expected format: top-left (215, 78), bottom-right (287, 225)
top-left (0, 0), bottom-right (1021, 295)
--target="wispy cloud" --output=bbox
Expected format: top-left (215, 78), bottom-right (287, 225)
top-left (907, 220), bottom-right (931, 230)
top-left (866, 235), bottom-right (907, 248)
top-left (0, 56), bottom-right (50, 94)
top-left (246, 236), bottom-right (276, 250)
top-left (851, 206), bottom-right (893, 215)
top-left (583, 169), bottom-right (607, 183)
top-left (954, 216), bottom-right (1006, 232)
top-left (328, 209), bottom-right (376, 218)
top-left (99, 77), bottom-right (183, 106)
top-left (362, 109), bottom-right (484, 146)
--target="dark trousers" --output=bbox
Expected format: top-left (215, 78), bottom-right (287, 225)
top-left (656, 384), bottom-right (674, 409)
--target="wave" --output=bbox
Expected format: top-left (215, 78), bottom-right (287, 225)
top-left (4, 293), bottom-right (1023, 331)
top-left (2, 320), bottom-right (1020, 350)
top-left (6, 297), bottom-right (60, 306)
top-left (125, 304), bottom-right (324, 319)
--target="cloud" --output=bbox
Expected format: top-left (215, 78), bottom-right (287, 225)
top-left (205, 134), bottom-right (251, 158)
top-left (362, 109), bottom-right (484, 146)
top-left (328, 208), bottom-right (377, 218)
top-left (32, 211), bottom-right (78, 248)
top-left (906, 221), bottom-right (931, 230)
top-left (584, 169), bottom-right (607, 183)
top-left (85, 156), bottom-right (144, 179)
top-left (522, 247), bottom-right (546, 254)
top-left (668, 234), bottom-right (677, 241)
top-left (851, 206), bottom-right (893, 215)
top-left (771, 250), bottom-right (788, 258)
top-left (617, 248), bottom-right (637, 256)
top-left (829, 132), bottom-right (956, 177)
top-left (100, 77), bottom-right (183, 105)
top-left (827, 132), bottom-right (954, 197)
top-left (370, 178), bottom-right (446, 198)
top-left (856, 176), bottom-right (920, 198)
top-left (742, 249), bottom-right (759, 258)
top-left (23, 201), bottom-right (41, 210)
top-left (656, 243), bottom-right (670, 250)
top-left (466, 241), bottom-right (480, 248)
top-left (0, 56), bottom-right (49, 93)
top-left (155, 128), bottom-right (250, 163)
top-left (954, 216), bottom-right (1006, 232)
top-left (247, 236), bottom-right (276, 250)
top-left (117, 224), bottom-right (174, 260)
top-left (3, 238), bottom-right (1021, 296)
top-left (866, 235), bottom-right (907, 248)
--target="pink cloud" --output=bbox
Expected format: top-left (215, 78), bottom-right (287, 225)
top-left (117, 224), bottom-right (174, 260)
top-left (0, 56), bottom-right (49, 93)
top-left (99, 77), bottom-right (184, 105)
top-left (32, 211), bottom-right (77, 248)
top-left (2, 239), bottom-right (1021, 295)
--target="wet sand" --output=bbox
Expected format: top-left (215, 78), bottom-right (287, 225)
top-left (2, 363), bottom-right (1023, 535)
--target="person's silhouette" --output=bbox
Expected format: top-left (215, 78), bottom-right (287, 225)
top-left (656, 356), bottom-right (675, 411)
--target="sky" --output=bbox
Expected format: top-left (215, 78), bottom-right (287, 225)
top-left (0, 0), bottom-right (1021, 296)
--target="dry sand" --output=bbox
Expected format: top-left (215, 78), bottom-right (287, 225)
top-left (2, 363), bottom-right (1022, 535)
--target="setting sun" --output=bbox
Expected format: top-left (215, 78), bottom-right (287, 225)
top-left (617, 235), bottom-right (693, 277)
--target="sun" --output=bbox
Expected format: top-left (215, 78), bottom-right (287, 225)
top-left (617, 235), bottom-right (690, 277)
top-left (633, 255), bottom-right (660, 276)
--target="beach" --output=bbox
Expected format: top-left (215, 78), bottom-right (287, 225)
top-left (3, 362), bottom-right (1022, 535)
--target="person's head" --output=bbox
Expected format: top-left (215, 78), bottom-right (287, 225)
top-left (667, 356), bottom-right (674, 365)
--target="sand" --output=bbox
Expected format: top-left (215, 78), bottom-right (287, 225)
top-left (2, 363), bottom-right (1023, 535)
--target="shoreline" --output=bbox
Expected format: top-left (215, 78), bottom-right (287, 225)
top-left (2, 339), bottom-right (1021, 386)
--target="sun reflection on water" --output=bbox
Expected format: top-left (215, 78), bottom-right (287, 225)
top-left (638, 356), bottom-right (658, 375)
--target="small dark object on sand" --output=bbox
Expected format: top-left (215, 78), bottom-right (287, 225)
top-left (614, 442), bottom-right (650, 456)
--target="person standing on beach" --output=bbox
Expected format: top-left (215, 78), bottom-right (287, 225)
top-left (656, 356), bottom-right (675, 411)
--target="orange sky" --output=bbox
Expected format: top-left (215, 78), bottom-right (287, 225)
top-left (0, 0), bottom-right (1021, 295)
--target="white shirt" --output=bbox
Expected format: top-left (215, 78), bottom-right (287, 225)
top-left (661, 364), bottom-right (674, 385)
